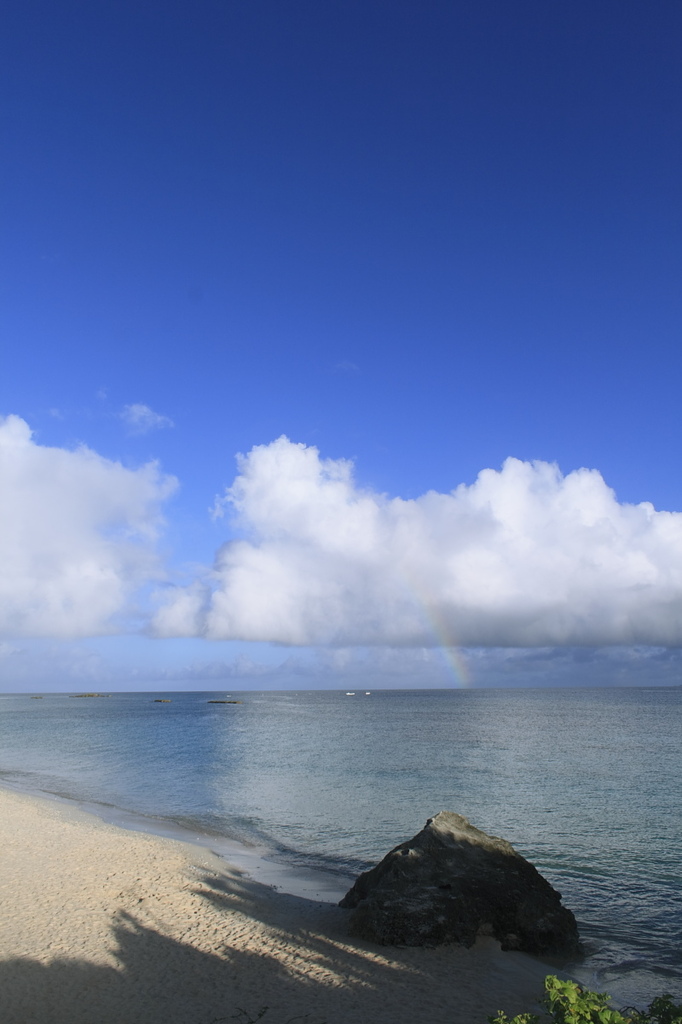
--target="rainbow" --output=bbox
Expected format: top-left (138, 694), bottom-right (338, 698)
top-left (399, 571), bottom-right (472, 688)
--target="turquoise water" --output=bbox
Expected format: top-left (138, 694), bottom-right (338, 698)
top-left (0, 687), bottom-right (680, 1008)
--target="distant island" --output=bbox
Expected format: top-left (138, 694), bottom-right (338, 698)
top-left (69, 693), bottom-right (110, 698)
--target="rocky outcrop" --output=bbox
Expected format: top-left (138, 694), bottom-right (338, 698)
top-left (339, 811), bottom-right (581, 956)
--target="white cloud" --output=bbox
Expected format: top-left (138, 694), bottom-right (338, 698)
top-left (154, 436), bottom-right (682, 647)
top-left (121, 403), bottom-right (174, 434)
top-left (0, 415), bottom-right (177, 638)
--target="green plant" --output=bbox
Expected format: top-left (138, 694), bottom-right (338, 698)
top-left (488, 975), bottom-right (682, 1024)
top-left (629, 995), bottom-right (682, 1024)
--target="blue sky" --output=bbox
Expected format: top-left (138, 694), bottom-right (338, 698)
top-left (2, 1), bottom-right (682, 690)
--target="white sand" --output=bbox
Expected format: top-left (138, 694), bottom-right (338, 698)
top-left (0, 787), bottom-right (552, 1024)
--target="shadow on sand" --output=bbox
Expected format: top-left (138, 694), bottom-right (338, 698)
top-left (1, 866), bottom-right (519, 1024)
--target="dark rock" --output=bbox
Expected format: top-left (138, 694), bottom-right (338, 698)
top-left (153, 699), bottom-right (172, 703)
top-left (207, 700), bottom-right (242, 704)
top-left (339, 811), bottom-right (581, 956)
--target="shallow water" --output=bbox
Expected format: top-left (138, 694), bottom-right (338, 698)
top-left (0, 686), bottom-right (680, 1008)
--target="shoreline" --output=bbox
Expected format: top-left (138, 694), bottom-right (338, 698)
top-left (0, 776), bottom-right (352, 903)
top-left (0, 785), bottom-right (554, 1024)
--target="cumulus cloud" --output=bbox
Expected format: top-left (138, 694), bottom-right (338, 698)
top-left (154, 436), bottom-right (682, 647)
top-left (121, 403), bottom-right (174, 434)
top-left (0, 415), bottom-right (176, 638)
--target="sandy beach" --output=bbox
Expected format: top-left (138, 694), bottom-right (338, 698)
top-left (0, 786), bottom-right (553, 1024)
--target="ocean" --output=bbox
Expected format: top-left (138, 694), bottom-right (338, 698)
top-left (0, 686), bottom-right (680, 1010)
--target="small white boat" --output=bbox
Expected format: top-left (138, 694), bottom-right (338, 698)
top-left (365, 692), bottom-right (371, 695)
top-left (345, 691), bottom-right (355, 696)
